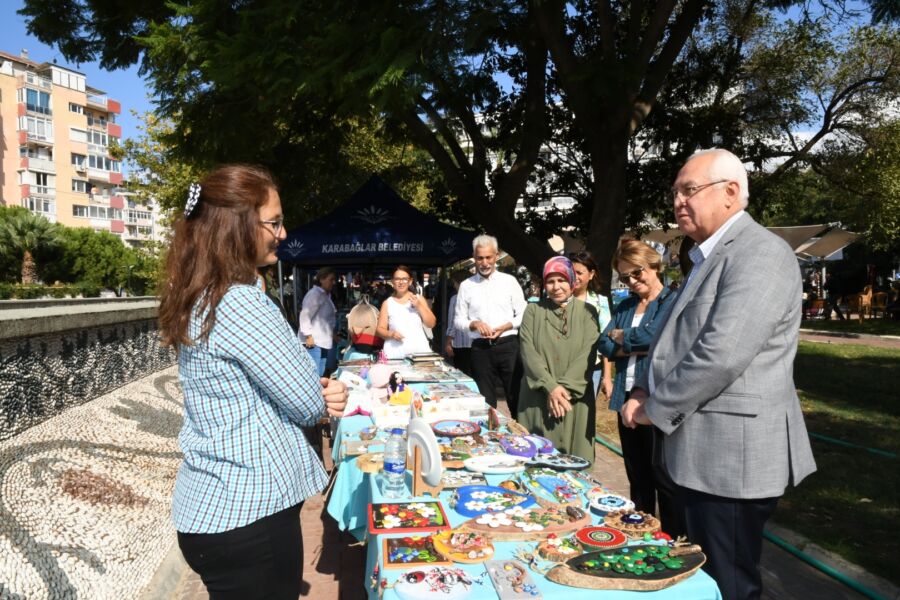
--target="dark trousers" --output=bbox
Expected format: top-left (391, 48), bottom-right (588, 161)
top-left (617, 413), bottom-right (685, 538)
top-left (682, 488), bottom-right (779, 600)
top-left (470, 336), bottom-right (522, 419)
top-left (178, 503), bottom-right (304, 600)
top-left (450, 346), bottom-right (473, 377)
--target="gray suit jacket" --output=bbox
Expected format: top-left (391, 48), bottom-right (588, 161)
top-left (639, 213), bottom-right (816, 499)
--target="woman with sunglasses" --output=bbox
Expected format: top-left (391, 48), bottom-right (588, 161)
top-left (376, 265), bottom-right (437, 359)
top-left (159, 165), bottom-right (348, 599)
top-left (568, 251), bottom-right (614, 399)
top-left (597, 239), bottom-right (684, 537)
top-left (518, 256), bottom-right (600, 464)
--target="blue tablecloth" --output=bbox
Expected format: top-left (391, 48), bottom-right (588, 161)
top-left (327, 414), bottom-right (722, 600)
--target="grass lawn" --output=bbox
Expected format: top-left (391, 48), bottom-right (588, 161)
top-left (594, 340), bottom-right (900, 584)
top-left (801, 316), bottom-right (900, 337)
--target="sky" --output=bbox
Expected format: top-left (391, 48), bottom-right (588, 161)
top-left (0, 0), bottom-right (154, 165)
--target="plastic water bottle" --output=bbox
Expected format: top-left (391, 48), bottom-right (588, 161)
top-left (382, 428), bottom-right (407, 498)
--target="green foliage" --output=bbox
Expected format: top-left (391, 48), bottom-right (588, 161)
top-left (0, 209), bottom-right (65, 283)
top-left (40, 227), bottom-right (138, 292)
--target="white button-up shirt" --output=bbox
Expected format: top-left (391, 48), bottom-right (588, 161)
top-left (453, 270), bottom-right (527, 339)
top-left (298, 285), bottom-right (336, 349)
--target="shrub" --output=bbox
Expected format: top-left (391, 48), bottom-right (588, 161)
top-left (0, 283), bottom-right (13, 300)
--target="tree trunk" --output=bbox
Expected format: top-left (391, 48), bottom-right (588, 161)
top-left (21, 250), bottom-right (37, 285)
top-left (585, 125), bottom-right (631, 295)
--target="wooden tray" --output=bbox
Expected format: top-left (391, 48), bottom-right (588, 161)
top-left (356, 452), bottom-right (384, 474)
top-left (546, 544), bottom-right (706, 591)
top-left (457, 505), bottom-right (591, 542)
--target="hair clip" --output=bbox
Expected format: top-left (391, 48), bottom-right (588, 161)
top-left (184, 183), bottom-right (202, 218)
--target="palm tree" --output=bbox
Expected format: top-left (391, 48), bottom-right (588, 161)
top-left (0, 211), bottom-right (64, 284)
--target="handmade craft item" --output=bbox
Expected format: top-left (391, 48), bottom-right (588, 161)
top-left (342, 439), bottom-right (376, 457)
top-left (522, 468), bottom-right (581, 504)
top-left (458, 505), bottom-right (591, 542)
top-left (545, 544), bottom-right (706, 591)
top-left (407, 416), bottom-right (444, 497)
top-left (356, 452), bottom-right (385, 474)
top-left (440, 470), bottom-right (487, 489)
top-left (498, 435), bottom-right (538, 458)
top-left (498, 479), bottom-right (522, 492)
top-left (359, 426), bottom-right (379, 441)
top-left (527, 453), bottom-right (591, 471)
top-left (484, 560), bottom-right (543, 599)
top-left (536, 533), bottom-right (584, 562)
top-left (603, 510), bottom-right (661, 538)
top-left (389, 372), bottom-right (415, 405)
top-left (383, 536), bottom-right (452, 569)
top-left (574, 526), bottom-right (628, 550)
top-left (450, 485), bottom-right (536, 518)
top-left (463, 454), bottom-right (528, 475)
top-left (368, 502), bottom-right (450, 535)
top-left (488, 407), bottom-right (501, 431)
top-left (432, 420), bottom-right (480, 438)
top-left (432, 530), bottom-right (495, 563)
top-left (439, 445), bottom-right (470, 469)
top-left (505, 420), bottom-right (530, 436)
top-left (523, 435), bottom-right (554, 453)
top-left (393, 567), bottom-right (480, 600)
top-left (588, 493), bottom-right (635, 516)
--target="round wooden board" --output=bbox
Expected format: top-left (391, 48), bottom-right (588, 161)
top-left (356, 452), bottom-right (384, 474)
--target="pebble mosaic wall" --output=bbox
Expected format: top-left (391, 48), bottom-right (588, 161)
top-left (0, 320), bottom-right (175, 442)
top-left (0, 367), bottom-right (184, 599)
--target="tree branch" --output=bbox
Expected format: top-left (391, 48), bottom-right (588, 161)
top-left (593, 0), bottom-right (617, 61)
top-left (400, 108), bottom-right (469, 199)
top-left (414, 95), bottom-right (476, 180)
top-left (636, 0), bottom-right (677, 67)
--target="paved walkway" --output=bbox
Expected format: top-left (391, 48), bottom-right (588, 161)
top-left (799, 328), bottom-right (900, 349)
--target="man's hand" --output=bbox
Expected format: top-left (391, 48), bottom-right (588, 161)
top-left (305, 335), bottom-right (315, 349)
top-left (620, 397), bottom-right (643, 428)
top-left (444, 338), bottom-right (454, 358)
top-left (470, 320), bottom-right (494, 338)
top-left (485, 322), bottom-right (512, 339)
top-left (321, 377), bottom-right (348, 418)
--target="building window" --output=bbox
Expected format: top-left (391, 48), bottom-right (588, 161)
top-left (71, 153), bottom-right (86, 167)
top-left (72, 205), bottom-right (120, 219)
top-left (72, 179), bottom-right (89, 193)
top-left (88, 154), bottom-right (120, 173)
top-left (70, 128), bottom-right (88, 143)
top-left (69, 102), bottom-right (84, 114)
top-left (19, 116), bottom-right (53, 141)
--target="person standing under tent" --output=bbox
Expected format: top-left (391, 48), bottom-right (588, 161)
top-left (298, 267), bottom-right (337, 376)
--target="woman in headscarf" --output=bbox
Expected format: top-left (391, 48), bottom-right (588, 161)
top-left (517, 256), bottom-right (600, 463)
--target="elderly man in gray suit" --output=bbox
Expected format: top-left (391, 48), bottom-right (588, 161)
top-left (623, 149), bottom-right (817, 600)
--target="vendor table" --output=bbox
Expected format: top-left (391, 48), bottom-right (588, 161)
top-left (327, 413), bottom-right (722, 600)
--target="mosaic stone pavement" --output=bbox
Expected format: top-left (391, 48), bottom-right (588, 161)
top-left (0, 366), bottom-right (183, 600)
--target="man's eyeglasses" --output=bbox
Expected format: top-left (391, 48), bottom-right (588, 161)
top-left (260, 218), bottom-right (284, 236)
top-left (670, 180), bottom-right (730, 201)
top-left (619, 266), bottom-right (645, 283)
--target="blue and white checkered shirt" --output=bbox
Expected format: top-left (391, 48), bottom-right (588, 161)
top-left (172, 282), bottom-right (328, 533)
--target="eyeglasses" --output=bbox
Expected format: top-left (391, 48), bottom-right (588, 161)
top-left (393, 277), bottom-right (410, 283)
top-left (260, 218), bottom-right (284, 236)
top-left (619, 267), bottom-right (645, 283)
top-left (670, 180), bottom-right (730, 201)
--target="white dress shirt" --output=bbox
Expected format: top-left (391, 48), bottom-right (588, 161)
top-left (298, 286), bottom-right (335, 349)
top-left (453, 270), bottom-right (527, 339)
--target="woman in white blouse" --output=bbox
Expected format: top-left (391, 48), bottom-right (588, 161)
top-left (298, 267), bottom-right (336, 376)
top-left (376, 265), bottom-right (436, 359)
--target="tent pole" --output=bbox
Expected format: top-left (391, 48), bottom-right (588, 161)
top-left (440, 266), bottom-right (448, 352)
top-left (292, 265), bottom-right (300, 325)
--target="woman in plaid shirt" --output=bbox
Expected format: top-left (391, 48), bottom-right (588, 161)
top-left (159, 165), bottom-right (347, 599)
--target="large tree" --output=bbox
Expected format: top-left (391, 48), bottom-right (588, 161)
top-left (22, 0), bottom-right (899, 284)
top-left (0, 210), bottom-right (64, 284)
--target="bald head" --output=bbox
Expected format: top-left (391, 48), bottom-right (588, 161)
top-left (673, 149), bottom-right (747, 243)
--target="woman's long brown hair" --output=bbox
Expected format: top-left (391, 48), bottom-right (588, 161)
top-left (158, 165), bottom-right (277, 348)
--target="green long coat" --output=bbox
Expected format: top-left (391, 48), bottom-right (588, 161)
top-left (517, 298), bottom-right (600, 463)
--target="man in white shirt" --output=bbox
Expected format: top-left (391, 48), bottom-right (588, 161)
top-left (298, 267), bottom-right (337, 376)
top-left (453, 235), bottom-right (527, 418)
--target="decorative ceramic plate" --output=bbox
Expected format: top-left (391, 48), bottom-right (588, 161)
top-left (484, 560), bottom-right (543, 599)
top-left (527, 453), bottom-right (591, 471)
top-left (589, 493), bottom-right (635, 516)
top-left (432, 420), bottom-right (480, 438)
top-left (574, 526), bottom-right (628, 550)
top-left (463, 454), bottom-right (528, 475)
top-left (432, 530), bottom-right (495, 563)
top-left (522, 468), bottom-right (581, 504)
top-left (451, 485), bottom-right (536, 517)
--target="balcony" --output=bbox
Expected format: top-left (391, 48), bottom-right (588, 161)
top-left (17, 73), bottom-right (52, 90)
top-left (86, 93), bottom-right (108, 109)
top-left (20, 157), bottom-right (56, 173)
top-left (30, 185), bottom-right (56, 198)
top-left (18, 130), bottom-right (54, 146)
top-left (87, 116), bottom-right (107, 130)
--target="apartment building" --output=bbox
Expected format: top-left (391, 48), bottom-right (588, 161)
top-left (0, 49), bottom-right (161, 247)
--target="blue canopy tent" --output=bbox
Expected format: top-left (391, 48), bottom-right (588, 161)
top-left (275, 176), bottom-right (476, 345)
top-left (277, 175), bottom-right (475, 266)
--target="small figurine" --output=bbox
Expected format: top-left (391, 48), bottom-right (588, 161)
top-left (388, 371), bottom-right (413, 405)
top-left (389, 371), bottom-right (406, 393)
